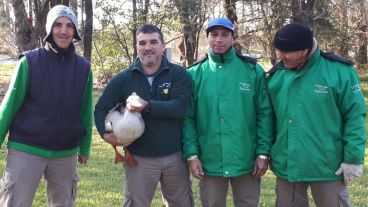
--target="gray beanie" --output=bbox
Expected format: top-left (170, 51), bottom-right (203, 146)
top-left (44, 5), bottom-right (82, 42)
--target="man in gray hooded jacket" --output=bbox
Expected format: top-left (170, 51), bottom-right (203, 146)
top-left (0, 5), bottom-right (93, 207)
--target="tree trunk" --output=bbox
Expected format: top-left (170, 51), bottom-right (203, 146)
top-left (28, 0), bottom-right (32, 24)
top-left (50, 0), bottom-right (60, 7)
top-left (181, 23), bottom-right (196, 66)
top-left (50, 0), bottom-right (69, 6)
top-left (0, 0), bottom-right (8, 27)
top-left (12, 0), bottom-right (37, 52)
top-left (174, 0), bottom-right (204, 66)
top-left (83, 0), bottom-right (93, 61)
top-left (291, 0), bottom-right (315, 27)
top-left (223, 0), bottom-right (242, 54)
top-left (4, 0), bottom-right (12, 27)
top-left (62, 0), bottom-right (69, 5)
top-left (142, 0), bottom-right (149, 23)
top-left (70, 0), bottom-right (78, 19)
top-left (338, 0), bottom-right (349, 57)
top-left (356, 0), bottom-right (367, 69)
top-left (131, 0), bottom-right (137, 59)
top-left (33, 0), bottom-right (49, 47)
top-left (80, 0), bottom-right (84, 32)
top-left (357, 36), bottom-right (367, 66)
top-left (356, 23), bottom-right (368, 69)
top-left (259, 0), bottom-right (281, 66)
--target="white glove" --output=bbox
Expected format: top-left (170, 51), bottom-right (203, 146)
top-left (335, 163), bottom-right (363, 184)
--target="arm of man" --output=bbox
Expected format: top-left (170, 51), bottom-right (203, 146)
top-left (146, 68), bottom-right (192, 119)
top-left (0, 57), bottom-right (29, 147)
top-left (94, 72), bottom-right (127, 138)
top-left (253, 64), bottom-right (274, 177)
top-left (78, 71), bottom-right (94, 160)
top-left (182, 69), bottom-right (204, 179)
top-left (334, 66), bottom-right (366, 183)
top-left (338, 67), bottom-right (366, 165)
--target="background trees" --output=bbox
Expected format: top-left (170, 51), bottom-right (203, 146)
top-left (1, 0), bottom-right (92, 59)
top-left (0, 0), bottom-right (367, 81)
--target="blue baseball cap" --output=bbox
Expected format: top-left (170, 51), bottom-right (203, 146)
top-left (206, 18), bottom-right (234, 35)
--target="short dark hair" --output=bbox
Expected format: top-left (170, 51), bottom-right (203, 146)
top-left (136, 24), bottom-right (164, 43)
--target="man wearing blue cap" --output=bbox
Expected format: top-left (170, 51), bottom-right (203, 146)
top-left (0, 5), bottom-right (92, 206)
top-left (183, 17), bottom-right (273, 206)
top-left (268, 23), bottom-right (366, 207)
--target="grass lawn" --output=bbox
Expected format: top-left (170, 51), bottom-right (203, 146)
top-left (0, 63), bottom-right (14, 82)
top-left (0, 64), bottom-right (13, 102)
top-left (0, 137), bottom-right (367, 206)
top-left (0, 63), bottom-right (368, 206)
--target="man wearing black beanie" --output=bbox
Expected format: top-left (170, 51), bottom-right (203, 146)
top-left (268, 23), bottom-right (366, 207)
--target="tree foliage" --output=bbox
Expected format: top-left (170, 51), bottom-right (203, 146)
top-left (6, 0), bottom-right (93, 61)
top-left (173, 0), bottom-right (206, 66)
top-left (92, 0), bottom-right (183, 80)
top-left (1, 0), bottom-right (367, 77)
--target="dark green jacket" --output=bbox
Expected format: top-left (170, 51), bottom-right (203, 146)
top-left (94, 57), bottom-right (192, 157)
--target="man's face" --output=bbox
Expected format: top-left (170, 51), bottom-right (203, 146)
top-left (276, 49), bottom-right (309, 70)
top-left (51, 17), bottom-right (75, 49)
top-left (136, 32), bottom-right (165, 69)
top-left (207, 26), bottom-right (234, 55)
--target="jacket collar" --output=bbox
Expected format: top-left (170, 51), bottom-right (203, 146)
top-left (207, 47), bottom-right (236, 64)
top-left (299, 46), bottom-right (320, 71)
top-left (44, 41), bottom-right (75, 57)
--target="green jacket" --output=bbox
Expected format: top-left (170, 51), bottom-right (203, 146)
top-left (268, 48), bottom-right (366, 182)
top-left (0, 57), bottom-right (93, 158)
top-left (183, 48), bottom-right (273, 177)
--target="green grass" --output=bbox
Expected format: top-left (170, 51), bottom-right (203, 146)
top-left (0, 139), bottom-right (367, 206)
top-left (0, 63), bottom-right (15, 102)
top-left (0, 63), bottom-right (14, 82)
top-left (360, 73), bottom-right (368, 97)
top-left (0, 63), bottom-right (15, 73)
top-left (1, 64), bottom-right (368, 206)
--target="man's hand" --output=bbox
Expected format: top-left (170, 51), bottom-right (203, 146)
top-left (335, 163), bottom-right (363, 184)
top-left (126, 93), bottom-right (148, 112)
top-left (252, 156), bottom-right (269, 178)
top-left (103, 133), bottom-right (124, 146)
top-left (78, 155), bottom-right (89, 165)
top-left (188, 157), bottom-right (204, 179)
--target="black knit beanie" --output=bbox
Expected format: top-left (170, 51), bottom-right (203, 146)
top-left (274, 23), bottom-right (313, 51)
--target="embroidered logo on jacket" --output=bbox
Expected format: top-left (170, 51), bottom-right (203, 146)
top-left (314, 84), bottom-right (329, 94)
top-left (158, 82), bottom-right (172, 95)
top-left (240, 82), bottom-right (251, 91)
top-left (351, 84), bottom-right (361, 94)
